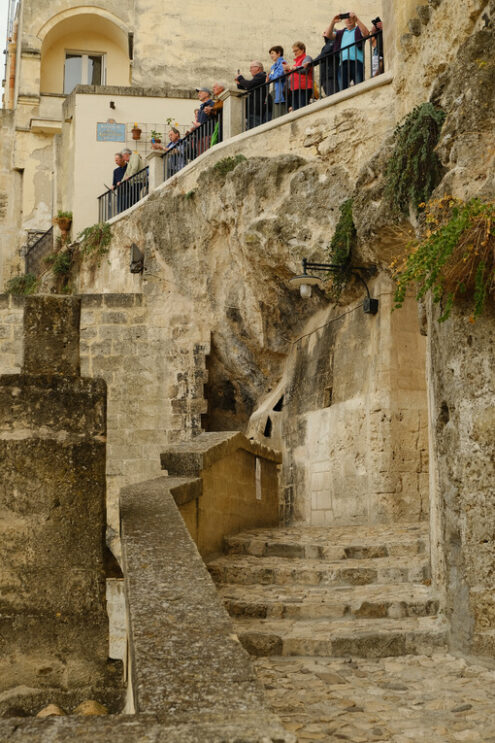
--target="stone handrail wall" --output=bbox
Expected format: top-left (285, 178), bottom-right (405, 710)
top-left (161, 431), bottom-right (282, 558)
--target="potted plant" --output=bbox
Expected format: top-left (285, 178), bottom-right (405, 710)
top-left (150, 129), bottom-right (162, 144)
top-left (53, 210), bottom-right (73, 240)
top-left (131, 122), bottom-right (142, 140)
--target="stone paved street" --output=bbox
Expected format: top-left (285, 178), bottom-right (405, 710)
top-left (254, 653), bottom-right (495, 742)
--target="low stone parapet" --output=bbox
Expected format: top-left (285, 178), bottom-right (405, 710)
top-left (161, 431), bottom-right (282, 558)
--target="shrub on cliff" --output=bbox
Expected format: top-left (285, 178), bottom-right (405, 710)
top-left (385, 103), bottom-right (446, 217)
top-left (213, 154), bottom-right (247, 177)
top-left (326, 198), bottom-right (356, 299)
top-left (392, 197), bottom-right (495, 321)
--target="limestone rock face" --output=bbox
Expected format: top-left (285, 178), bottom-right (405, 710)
top-left (87, 155), bottom-right (356, 430)
top-left (432, 20), bottom-right (495, 200)
top-left (36, 704), bottom-right (66, 718)
top-left (73, 700), bottom-right (108, 716)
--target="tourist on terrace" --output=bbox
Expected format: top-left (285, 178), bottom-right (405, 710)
top-left (325, 11), bottom-right (369, 90)
top-left (313, 31), bottom-right (338, 96)
top-left (195, 87), bottom-right (215, 125)
top-left (165, 127), bottom-right (186, 177)
top-left (282, 42), bottom-right (313, 111)
top-left (203, 82), bottom-right (225, 142)
top-left (122, 148), bottom-right (146, 208)
top-left (111, 152), bottom-right (126, 190)
top-left (267, 46), bottom-right (288, 119)
top-left (192, 87), bottom-right (215, 153)
top-left (235, 62), bottom-right (267, 129)
top-left (370, 17), bottom-right (384, 77)
top-left (110, 152), bottom-right (127, 216)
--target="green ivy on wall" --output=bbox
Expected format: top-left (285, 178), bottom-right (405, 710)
top-left (392, 197), bottom-right (495, 321)
top-left (385, 103), bottom-right (446, 217)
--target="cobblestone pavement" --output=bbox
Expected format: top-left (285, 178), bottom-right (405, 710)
top-left (254, 653), bottom-right (495, 742)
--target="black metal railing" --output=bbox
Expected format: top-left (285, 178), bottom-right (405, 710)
top-left (24, 226), bottom-right (54, 275)
top-left (241, 32), bottom-right (383, 131)
top-left (163, 112), bottom-right (222, 182)
top-left (97, 166), bottom-right (149, 222)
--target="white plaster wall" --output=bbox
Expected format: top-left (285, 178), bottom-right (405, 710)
top-left (66, 92), bottom-right (198, 233)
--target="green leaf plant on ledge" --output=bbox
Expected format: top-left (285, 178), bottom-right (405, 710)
top-left (392, 197), bottom-right (495, 322)
top-left (326, 198), bottom-right (356, 300)
top-left (5, 273), bottom-right (38, 295)
top-left (77, 222), bottom-right (112, 265)
top-left (385, 102), bottom-right (446, 218)
top-left (213, 154), bottom-right (246, 176)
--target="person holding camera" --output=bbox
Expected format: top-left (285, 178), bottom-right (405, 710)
top-left (325, 11), bottom-right (369, 90)
top-left (370, 17), bottom-right (384, 77)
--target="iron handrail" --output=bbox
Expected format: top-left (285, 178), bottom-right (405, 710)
top-left (97, 166), bottom-right (149, 221)
top-left (162, 112), bottom-right (222, 182)
top-left (239, 31), bottom-right (384, 131)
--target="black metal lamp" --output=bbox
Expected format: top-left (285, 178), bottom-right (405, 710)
top-left (130, 243), bottom-right (144, 274)
top-left (290, 258), bottom-right (379, 314)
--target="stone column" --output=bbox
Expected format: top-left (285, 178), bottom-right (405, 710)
top-left (0, 295), bottom-right (110, 693)
top-left (219, 88), bottom-right (246, 140)
top-left (146, 150), bottom-right (165, 191)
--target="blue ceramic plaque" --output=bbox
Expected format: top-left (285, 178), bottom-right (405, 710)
top-left (97, 122), bottom-right (126, 142)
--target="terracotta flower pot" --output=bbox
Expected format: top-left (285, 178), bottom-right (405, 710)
top-left (131, 128), bottom-right (142, 140)
top-left (53, 217), bottom-right (72, 233)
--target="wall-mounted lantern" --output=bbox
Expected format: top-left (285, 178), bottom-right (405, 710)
top-left (130, 243), bottom-right (144, 274)
top-left (290, 258), bottom-right (379, 314)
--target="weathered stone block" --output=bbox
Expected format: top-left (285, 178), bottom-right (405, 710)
top-left (23, 296), bottom-right (81, 376)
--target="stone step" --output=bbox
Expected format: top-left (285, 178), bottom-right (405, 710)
top-left (224, 523), bottom-right (428, 561)
top-left (218, 583), bottom-right (439, 621)
top-left (234, 615), bottom-right (448, 658)
top-left (208, 554), bottom-right (431, 588)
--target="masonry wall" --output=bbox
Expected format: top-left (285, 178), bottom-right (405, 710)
top-left (0, 293), bottom-right (209, 557)
top-left (427, 302), bottom-right (495, 658)
top-left (0, 295), bottom-right (111, 699)
top-left (281, 276), bottom-right (428, 525)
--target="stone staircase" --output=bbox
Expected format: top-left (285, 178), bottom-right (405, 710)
top-left (208, 523), bottom-right (448, 659)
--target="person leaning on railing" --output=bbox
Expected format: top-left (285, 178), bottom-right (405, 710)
top-left (267, 46), bottom-right (288, 119)
top-left (325, 11), bottom-right (369, 90)
top-left (110, 152), bottom-right (127, 216)
top-left (370, 18), bottom-right (384, 77)
top-left (122, 148), bottom-right (146, 209)
top-left (203, 82), bottom-right (225, 143)
top-left (235, 62), bottom-right (267, 129)
top-left (313, 31), bottom-right (338, 96)
top-left (282, 42), bottom-right (313, 111)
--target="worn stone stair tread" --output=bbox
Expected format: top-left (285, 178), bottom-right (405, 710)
top-left (208, 553), bottom-right (430, 587)
top-left (224, 522), bottom-right (429, 560)
top-left (234, 615), bottom-right (448, 658)
top-left (226, 522), bottom-right (428, 544)
top-left (218, 582), bottom-right (439, 619)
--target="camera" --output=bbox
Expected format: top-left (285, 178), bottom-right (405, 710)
top-left (371, 16), bottom-right (381, 26)
top-left (339, 12), bottom-right (350, 19)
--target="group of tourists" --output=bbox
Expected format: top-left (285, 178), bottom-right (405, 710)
top-left (236, 12), bottom-right (384, 126)
top-left (107, 11), bottom-right (384, 212)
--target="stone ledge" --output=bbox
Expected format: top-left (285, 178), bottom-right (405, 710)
top-left (119, 475), bottom-right (285, 730)
top-left (0, 710), bottom-right (295, 742)
top-left (161, 431), bottom-right (282, 477)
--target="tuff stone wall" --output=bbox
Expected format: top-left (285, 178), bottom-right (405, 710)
top-left (278, 276), bottom-right (428, 525)
top-left (427, 303), bottom-right (495, 658)
top-left (0, 293), bottom-right (209, 556)
top-left (0, 296), bottom-right (111, 703)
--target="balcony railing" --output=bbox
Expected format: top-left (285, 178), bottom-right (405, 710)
top-left (24, 226), bottom-right (54, 275)
top-left (96, 34), bottom-right (384, 217)
top-left (241, 31), bottom-right (384, 131)
top-left (97, 167), bottom-right (149, 222)
top-left (163, 114), bottom-right (222, 182)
